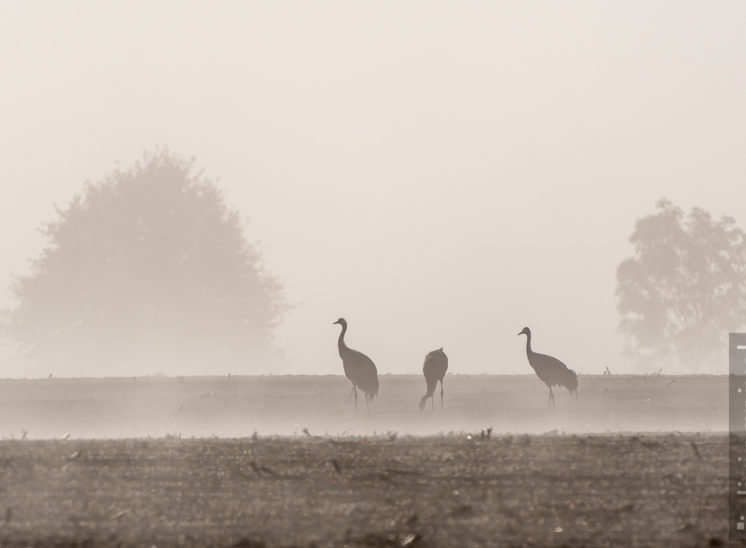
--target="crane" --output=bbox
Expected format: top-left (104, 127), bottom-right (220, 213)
top-left (518, 327), bottom-right (577, 408)
top-left (419, 347), bottom-right (448, 411)
top-left (333, 318), bottom-right (379, 412)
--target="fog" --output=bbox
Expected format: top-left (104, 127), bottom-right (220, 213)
top-left (0, 376), bottom-right (725, 439)
top-left (1, 2), bottom-right (745, 377)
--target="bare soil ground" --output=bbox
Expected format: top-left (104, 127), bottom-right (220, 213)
top-left (0, 374), bottom-right (726, 439)
top-left (0, 434), bottom-right (730, 547)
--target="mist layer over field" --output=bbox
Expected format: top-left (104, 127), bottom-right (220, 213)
top-left (0, 375), bottom-right (724, 439)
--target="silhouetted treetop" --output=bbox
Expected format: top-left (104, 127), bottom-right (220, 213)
top-left (4, 149), bottom-right (286, 374)
top-left (616, 198), bottom-right (746, 371)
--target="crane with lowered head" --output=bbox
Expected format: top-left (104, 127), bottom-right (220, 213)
top-left (419, 347), bottom-right (448, 411)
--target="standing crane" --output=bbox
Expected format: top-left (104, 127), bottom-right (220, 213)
top-left (333, 318), bottom-right (379, 412)
top-left (518, 327), bottom-right (577, 408)
top-left (419, 347), bottom-right (448, 411)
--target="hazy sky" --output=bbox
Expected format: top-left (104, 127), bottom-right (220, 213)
top-left (1, 1), bottom-right (744, 377)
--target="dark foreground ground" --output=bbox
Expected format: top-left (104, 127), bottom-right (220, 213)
top-left (0, 374), bottom-right (726, 438)
top-left (0, 434), bottom-right (729, 547)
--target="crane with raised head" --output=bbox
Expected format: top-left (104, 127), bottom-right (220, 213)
top-left (518, 327), bottom-right (577, 408)
top-left (333, 318), bottom-right (379, 412)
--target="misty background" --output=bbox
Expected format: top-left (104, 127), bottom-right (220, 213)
top-left (1, 1), bottom-right (744, 377)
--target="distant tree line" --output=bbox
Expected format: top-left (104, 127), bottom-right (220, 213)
top-left (2, 147), bottom-right (742, 376)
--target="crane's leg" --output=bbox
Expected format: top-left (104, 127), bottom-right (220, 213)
top-left (549, 387), bottom-right (556, 409)
top-left (365, 393), bottom-right (370, 414)
top-left (431, 394), bottom-right (434, 411)
top-left (440, 379), bottom-right (444, 411)
top-left (353, 384), bottom-right (358, 410)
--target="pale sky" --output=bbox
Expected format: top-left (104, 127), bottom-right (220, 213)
top-left (1, 1), bottom-right (744, 377)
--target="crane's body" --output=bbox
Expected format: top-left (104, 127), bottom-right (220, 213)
top-left (333, 318), bottom-right (379, 411)
top-left (420, 347), bottom-right (448, 411)
top-left (518, 327), bottom-right (577, 408)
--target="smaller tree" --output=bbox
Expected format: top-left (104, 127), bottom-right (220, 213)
top-left (616, 198), bottom-right (746, 372)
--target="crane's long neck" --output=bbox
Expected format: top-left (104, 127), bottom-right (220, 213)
top-left (524, 332), bottom-right (533, 356)
top-left (337, 324), bottom-right (349, 358)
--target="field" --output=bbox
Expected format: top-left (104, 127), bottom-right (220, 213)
top-left (0, 434), bottom-right (730, 547)
top-left (0, 375), bottom-right (733, 546)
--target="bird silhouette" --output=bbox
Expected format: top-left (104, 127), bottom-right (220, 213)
top-left (419, 347), bottom-right (448, 411)
top-left (517, 327), bottom-right (578, 408)
top-left (333, 318), bottom-right (379, 412)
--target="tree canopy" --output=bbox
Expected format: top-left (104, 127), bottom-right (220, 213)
top-left (3, 149), bottom-right (286, 375)
top-left (616, 198), bottom-right (746, 372)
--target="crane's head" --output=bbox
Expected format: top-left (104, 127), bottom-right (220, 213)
top-left (333, 318), bottom-right (347, 327)
top-left (517, 327), bottom-right (531, 337)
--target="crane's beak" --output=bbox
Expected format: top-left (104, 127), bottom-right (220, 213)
top-left (517, 331), bottom-right (522, 336)
top-left (333, 320), bottom-right (340, 325)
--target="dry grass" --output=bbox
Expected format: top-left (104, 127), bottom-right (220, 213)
top-left (0, 433), bottom-right (731, 547)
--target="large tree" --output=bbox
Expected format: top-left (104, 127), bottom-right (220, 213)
top-left (3, 149), bottom-right (286, 375)
top-left (616, 198), bottom-right (746, 372)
